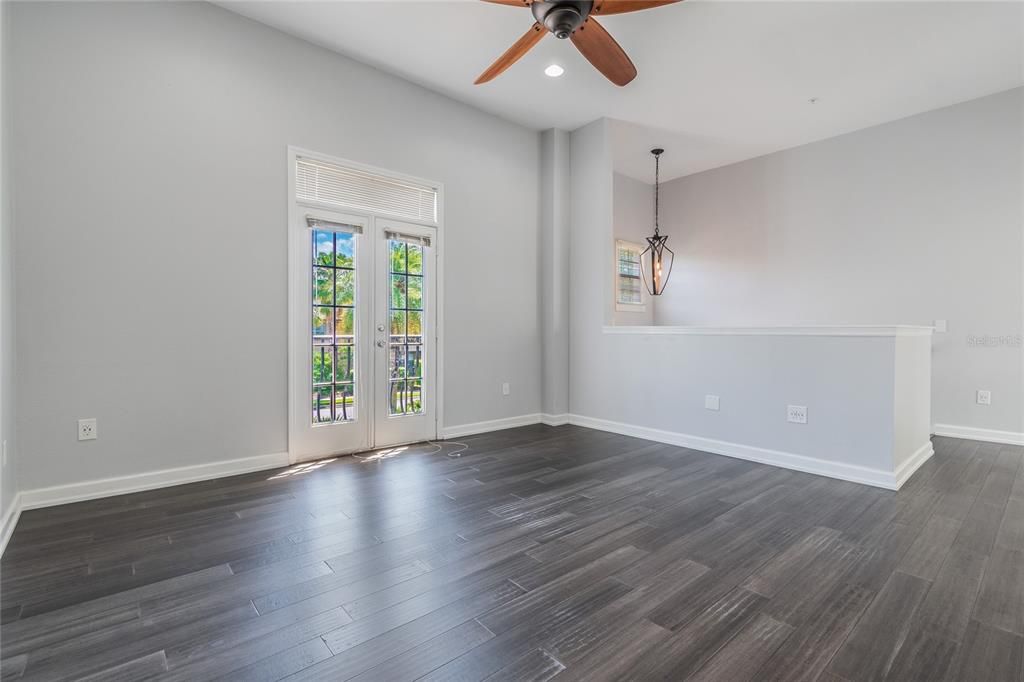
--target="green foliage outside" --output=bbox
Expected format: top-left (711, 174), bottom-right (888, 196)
top-left (310, 233), bottom-right (426, 420)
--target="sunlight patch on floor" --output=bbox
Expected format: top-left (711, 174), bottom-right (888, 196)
top-left (267, 458), bottom-right (337, 480)
top-left (356, 446), bottom-right (408, 462)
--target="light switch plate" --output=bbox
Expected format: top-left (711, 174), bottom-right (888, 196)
top-left (501, 383), bottom-right (510, 396)
top-left (705, 395), bottom-right (720, 411)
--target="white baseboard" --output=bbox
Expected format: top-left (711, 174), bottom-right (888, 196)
top-left (4, 413), bottom-right (554, 552)
top-left (932, 423), bottom-right (1024, 446)
top-left (441, 414), bottom-right (544, 439)
top-left (567, 414), bottom-right (918, 490)
top-left (444, 411), bottom-right (930, 489)
top-left (1, 412), bottom-right (947, 558)
top-left (18, 451), bottom-right (290, 512)
top-left (0, 492), bottom-right (23, 557)
top-left (893, 441), bottom-right (936, 489)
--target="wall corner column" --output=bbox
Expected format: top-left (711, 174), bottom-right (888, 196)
top-left (540, 128), bottom-right (570, 419)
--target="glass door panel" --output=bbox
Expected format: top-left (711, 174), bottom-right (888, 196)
top-left (387, 239), bottom-right (425, 417)
top-left (374, 220), bottom-right (436, 447)
top-left (312, 230), bottom-right (358, 423)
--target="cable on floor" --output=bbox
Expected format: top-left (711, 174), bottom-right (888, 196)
top-left (351, 438), bottom-right (470, 462)
top-left (426, 439), bottom-right (471, 458)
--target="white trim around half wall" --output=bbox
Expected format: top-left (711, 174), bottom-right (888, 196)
top-left (18, 451), bottom-right (290, 512)
top-left (567, 414), bottom-right (932, 491)
top-left (602, 325), bottom-right (934, 337)
top-left (932, 423), bottom-right (1024, 446)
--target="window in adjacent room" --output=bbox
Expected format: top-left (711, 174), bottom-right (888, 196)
top-left (615, 240), bottom-right (646, 312)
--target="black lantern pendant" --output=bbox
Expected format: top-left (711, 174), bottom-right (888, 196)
top-left (640, 148), bottom-right (674, 296)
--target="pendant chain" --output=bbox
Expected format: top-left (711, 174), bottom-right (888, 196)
top-left (654, 151), bottom-right (660, 237)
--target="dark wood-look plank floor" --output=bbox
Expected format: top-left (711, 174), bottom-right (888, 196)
top-left (1, 425), bottom-right (1022, 681)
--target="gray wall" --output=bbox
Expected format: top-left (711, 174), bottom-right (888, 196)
top-left (10, 1), bottom-right (542, 490)
top-left (611, 172), bottom-right (654, 326)
top-left (569, 120), bottom-right (615, 421)
top-left (570, 121), bottom-right (909, 475)
top-left (539, 129), bottom-right (570, 418)
top-left (655, 88), bottom-right (1023, 435)
top-left (1, 0), bottom-right (17, 519)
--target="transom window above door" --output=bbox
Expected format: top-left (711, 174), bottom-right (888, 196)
top-left (296, 156), bottom-right (438, 225)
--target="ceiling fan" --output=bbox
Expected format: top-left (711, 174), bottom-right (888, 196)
top-left (475, 0), bottom-right (681, 87)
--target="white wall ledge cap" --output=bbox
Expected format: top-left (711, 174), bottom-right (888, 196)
top-left (602, 325), bottom-right (934, 337)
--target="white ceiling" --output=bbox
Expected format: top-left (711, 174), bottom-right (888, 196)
top-left (218, 0), bottom-right (1023, 182)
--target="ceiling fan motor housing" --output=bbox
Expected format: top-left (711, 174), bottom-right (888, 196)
top-left (532, 0), bottom-right (594, 39)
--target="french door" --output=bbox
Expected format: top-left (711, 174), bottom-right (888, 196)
top-left (290, 209), bottom-right (437, 461)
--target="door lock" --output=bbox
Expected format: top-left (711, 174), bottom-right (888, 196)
top-left (377, 324), bottom-right (385, 332)
top-left (376, 340), bottom-right (385, 348)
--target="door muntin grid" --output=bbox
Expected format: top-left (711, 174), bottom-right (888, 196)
top-left (388, 239), bottom-right (425, 416)
top-left (312, 229), bottom-right (358, 424)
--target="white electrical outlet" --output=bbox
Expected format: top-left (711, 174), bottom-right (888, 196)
top-left (787, 405), bottom-right (808, 424)
top-left (977, 390), bottom-right (991, 405)
top-left (705, 395), bottom-right (720, 411)
top-left (501, 383), bottom-right (510, 396)
top-left (78, 418), bottom-right (98, 441)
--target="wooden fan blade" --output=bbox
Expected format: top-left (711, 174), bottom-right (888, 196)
top-left (570, 17), bottom-right (637, 86)
top-left (480, 0), bottom-right (532, 5)
top-left (592, 0), bottom-right (681, 15)
top-left (475, 22), bottom-right (546, 84)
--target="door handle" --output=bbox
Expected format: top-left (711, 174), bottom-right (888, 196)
top-left (376, 340), bottom-right (386, 348)
top-left (377, 324), bottom-right (386, 332)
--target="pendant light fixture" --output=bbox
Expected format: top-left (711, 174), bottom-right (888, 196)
top-left (640, 148), bottom-right (673, 296)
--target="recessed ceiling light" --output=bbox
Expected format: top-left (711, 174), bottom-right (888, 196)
top-left (544, 64), bottom-right (565, 78)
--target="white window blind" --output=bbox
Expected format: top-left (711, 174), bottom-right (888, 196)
top-left (306, 215), bottom-right (363, 234)
top-left (296, 157), bottom-right (438, 224)
top-left (385, 230), bottom-right (431, 248)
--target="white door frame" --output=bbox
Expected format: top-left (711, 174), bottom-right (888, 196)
top-left (287, 146), bottom-right (445, 462)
